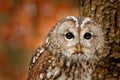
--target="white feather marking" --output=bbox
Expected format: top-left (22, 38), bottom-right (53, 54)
top-left (45, 37), bottom-right (49, 43)
top-left (35, 56), bottom-right (38, 59)
top-left (39, 73), bottom-right (44, 79)
top-left (32, 56), bottom-right (36, 63)
top-left (81, 17), bottom-right (92, 29)
top-left (53, 67), bottom-right (61, 78)
top-left (48, 60), bottom-right (52, 63)
top-left (29, 47), bottom-right (45, 70)
top-left (39, 48), bottom-right (45, 53)
top-left (32, 48), bottom-right (45, 63)
top-left (47, 70), bottom-right (53, 78)
top-left (66, 16), bottom-right (79, 28)
top-left (29, 65), bottom-right (32, 70)
top-left (37, 52), bottom-right (40, 56)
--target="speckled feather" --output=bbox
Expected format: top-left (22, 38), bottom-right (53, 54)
top-left (27, 48), bottom-right (96, 80)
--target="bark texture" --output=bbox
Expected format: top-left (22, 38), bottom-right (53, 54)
top-left (79, 0), bottom-right (120, 79)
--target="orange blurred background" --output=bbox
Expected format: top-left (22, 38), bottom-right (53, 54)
top-left (0, 0), bottom-right (78, 80)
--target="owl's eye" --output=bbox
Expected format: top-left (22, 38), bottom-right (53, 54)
top-left (84, 32), bottom-right (92, 39)
top-left (65, 32), bottom-right (74, 39)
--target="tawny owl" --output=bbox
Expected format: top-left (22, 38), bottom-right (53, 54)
top-left (27, 16), bottom-right (104, 80)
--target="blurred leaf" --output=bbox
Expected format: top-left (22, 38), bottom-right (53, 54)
top-left (0, 14), bottom-right (7, 25)
top-left (12, 0), bottom-right (21, 5)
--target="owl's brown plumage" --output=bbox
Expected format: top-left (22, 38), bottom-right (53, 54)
top-left (27, 16), bottom-right (104, 80)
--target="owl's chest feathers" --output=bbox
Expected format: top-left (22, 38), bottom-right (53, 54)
top-left (41, 54), bottom-right (96, 80)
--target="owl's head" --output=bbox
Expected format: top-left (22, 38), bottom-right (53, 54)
top-left (45, 16), bottom-right (104, 61)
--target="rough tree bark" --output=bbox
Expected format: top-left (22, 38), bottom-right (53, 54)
top-left (79, 0), bottom-right (120, 80)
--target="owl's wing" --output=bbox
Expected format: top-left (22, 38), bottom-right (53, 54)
top-left (27, 46), bottom-right (52, 80)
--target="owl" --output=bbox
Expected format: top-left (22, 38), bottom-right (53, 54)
top-left (27, 16), bottom-right (104, 80)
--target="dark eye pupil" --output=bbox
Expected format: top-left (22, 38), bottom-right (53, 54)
top-left (65, 32), bottom-right (74, 39)
top-left (84, 32), bottom-right (91, 39)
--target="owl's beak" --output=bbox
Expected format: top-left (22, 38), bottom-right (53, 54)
top-left (77, 43), bottom-right (81, 52)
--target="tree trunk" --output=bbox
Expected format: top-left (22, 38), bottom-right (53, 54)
top-left (79, 0), bottom-right (120, 79)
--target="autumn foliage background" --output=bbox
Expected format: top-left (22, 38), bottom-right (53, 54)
top-left (0, 0), bottom-right (78, 80)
